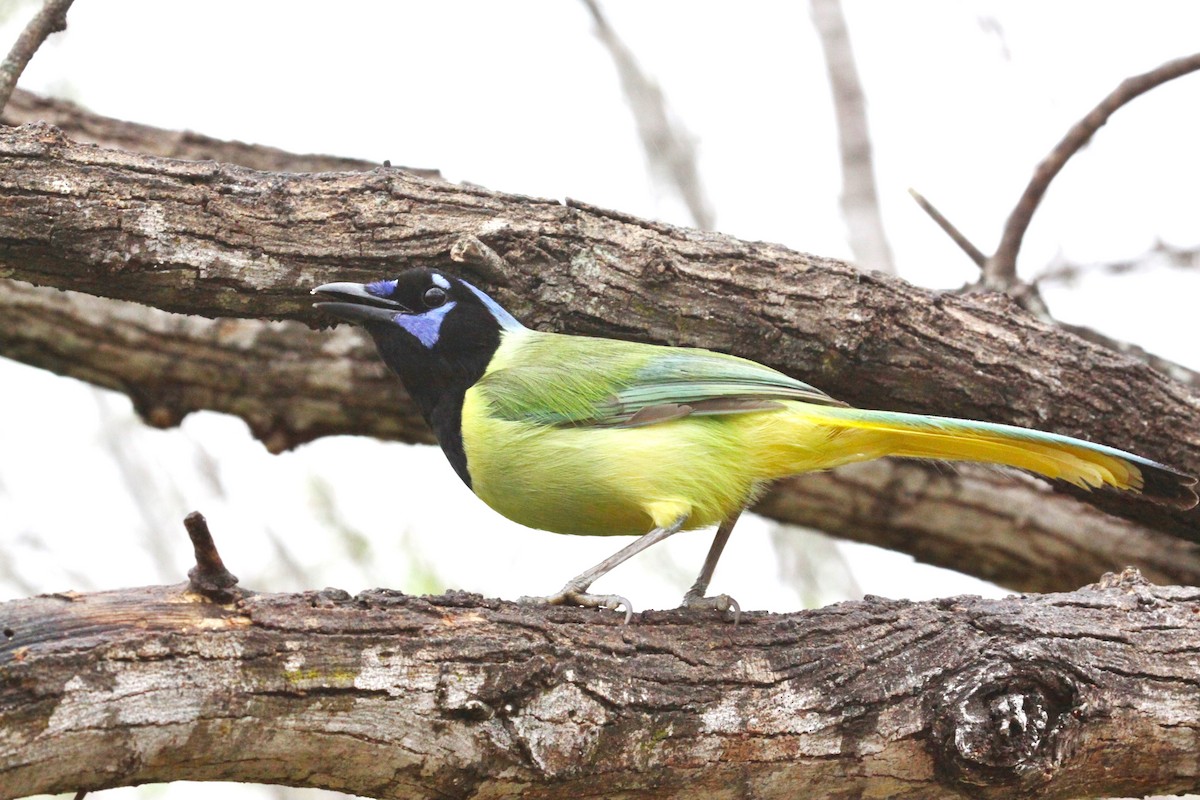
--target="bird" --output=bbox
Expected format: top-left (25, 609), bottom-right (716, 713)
top-left (313, 268), bottom-right (1198, 621)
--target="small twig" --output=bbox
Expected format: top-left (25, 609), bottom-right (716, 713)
top-left (73, 791), bottom-right (87, 800)
top-left (183, 511), bottom-right (239, 599)
top-left (0, 0), bottom-right (76, 113)
top-left (907, 188), bottom-right (986, 268)
top-left (986, 51), bottom-right (1200, 289)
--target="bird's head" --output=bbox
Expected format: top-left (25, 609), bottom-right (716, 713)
top-left (312, 269), bottom-right (523, 413)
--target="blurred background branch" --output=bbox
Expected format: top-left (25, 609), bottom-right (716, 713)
top-left (810, 0), bottom-right (894, 274)
top-left (581, 0), bottom-right (714, 230)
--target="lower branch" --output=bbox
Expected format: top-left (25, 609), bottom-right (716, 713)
top-left (2, 570), bottom-right (1200, 800)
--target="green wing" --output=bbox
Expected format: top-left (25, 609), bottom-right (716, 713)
top-left (476, 331), bottom-right (845, 428)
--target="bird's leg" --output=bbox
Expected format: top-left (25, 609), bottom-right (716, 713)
top-left (681, 510), bottom-right (743, 623)
top-left (519, 515), bottom-right (688, 623)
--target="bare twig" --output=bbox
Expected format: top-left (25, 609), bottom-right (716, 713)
top-left (811, 0), bottom-right (895, 274)
top-left (581, 0), bottom-right (715, 230)
top-left (0, 0), bottom-right (74, 112)
top-left (985, 51), bottom-right (1200, 289)
top-left (907, 188), bottom-right (986, 268)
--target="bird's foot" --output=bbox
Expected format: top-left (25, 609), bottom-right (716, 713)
top-left (519, 588), bottom-right (634, 624)
top-left (681, 590), bottom-right (741, 625)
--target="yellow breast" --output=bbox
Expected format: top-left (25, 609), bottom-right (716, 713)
top-left (460, 386), bottom-right (766, 536)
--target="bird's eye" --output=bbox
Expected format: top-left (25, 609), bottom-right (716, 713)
top-left (423, 286), bottom-right (448, 308)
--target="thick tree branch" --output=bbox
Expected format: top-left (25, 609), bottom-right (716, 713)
top-left (0, 123), bottom-right (1197, 540)
top-left (759, 462), bottom-right (1200, 592)
top-left (3, 570), bottom-right (1200, 800)
top-left (0, 279), bottom-right (428, 452)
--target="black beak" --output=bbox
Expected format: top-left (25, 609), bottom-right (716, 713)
top-left (312, 282), bottom-right (408, 325)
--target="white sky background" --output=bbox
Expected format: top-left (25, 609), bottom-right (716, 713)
top-left (2, 3), bottom-right (1199, 798)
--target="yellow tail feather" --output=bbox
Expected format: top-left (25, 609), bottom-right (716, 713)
top-left (763, 404), bottom-right (1178, 500)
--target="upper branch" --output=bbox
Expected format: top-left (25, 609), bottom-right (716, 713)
top-left (0, 123), bottom-right (1197, 539)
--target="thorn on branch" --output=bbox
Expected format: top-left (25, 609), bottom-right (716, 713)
top-left (184, 511), bottom-right (240, 599)
top-left (0, 0), bottom-right (76, 113)
top-left (907, 188), bottom-right (986, 268)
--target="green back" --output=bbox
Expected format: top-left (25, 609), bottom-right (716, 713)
top-left (476, 331), bottom-right (843, 428)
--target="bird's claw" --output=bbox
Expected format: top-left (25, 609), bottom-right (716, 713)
top-left (681, 591), bottom-right (741, 625)
top-left (519, 589), bottom-right (634, 624)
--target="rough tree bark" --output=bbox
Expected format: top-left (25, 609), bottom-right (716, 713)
top-left (3, 566), bottom-right (1200, 800)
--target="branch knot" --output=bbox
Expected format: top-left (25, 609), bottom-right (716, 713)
top-left (929, 658), bottom-right (1085, 796)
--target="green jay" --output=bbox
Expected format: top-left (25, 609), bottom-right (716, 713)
top-left (314, 269), bottom-right (1197, 620)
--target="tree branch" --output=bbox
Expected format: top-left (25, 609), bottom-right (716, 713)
top-left (759, 461), bottom-right (1200, 592)
top-left (1035, 240), bottom-right (1200, 287)
top-left (0, 279), bottom-right (428, 453)
top-left (3, 568), bottom-right (1200, 800)
top-left (0, 122), bottom-right (1196, 539)
top-left (907, 187), bottom-right (986, 268)
top-left (0, 0), bottom-right (74, 111)
top-left (985, 51), bottom-right (1200, 287)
